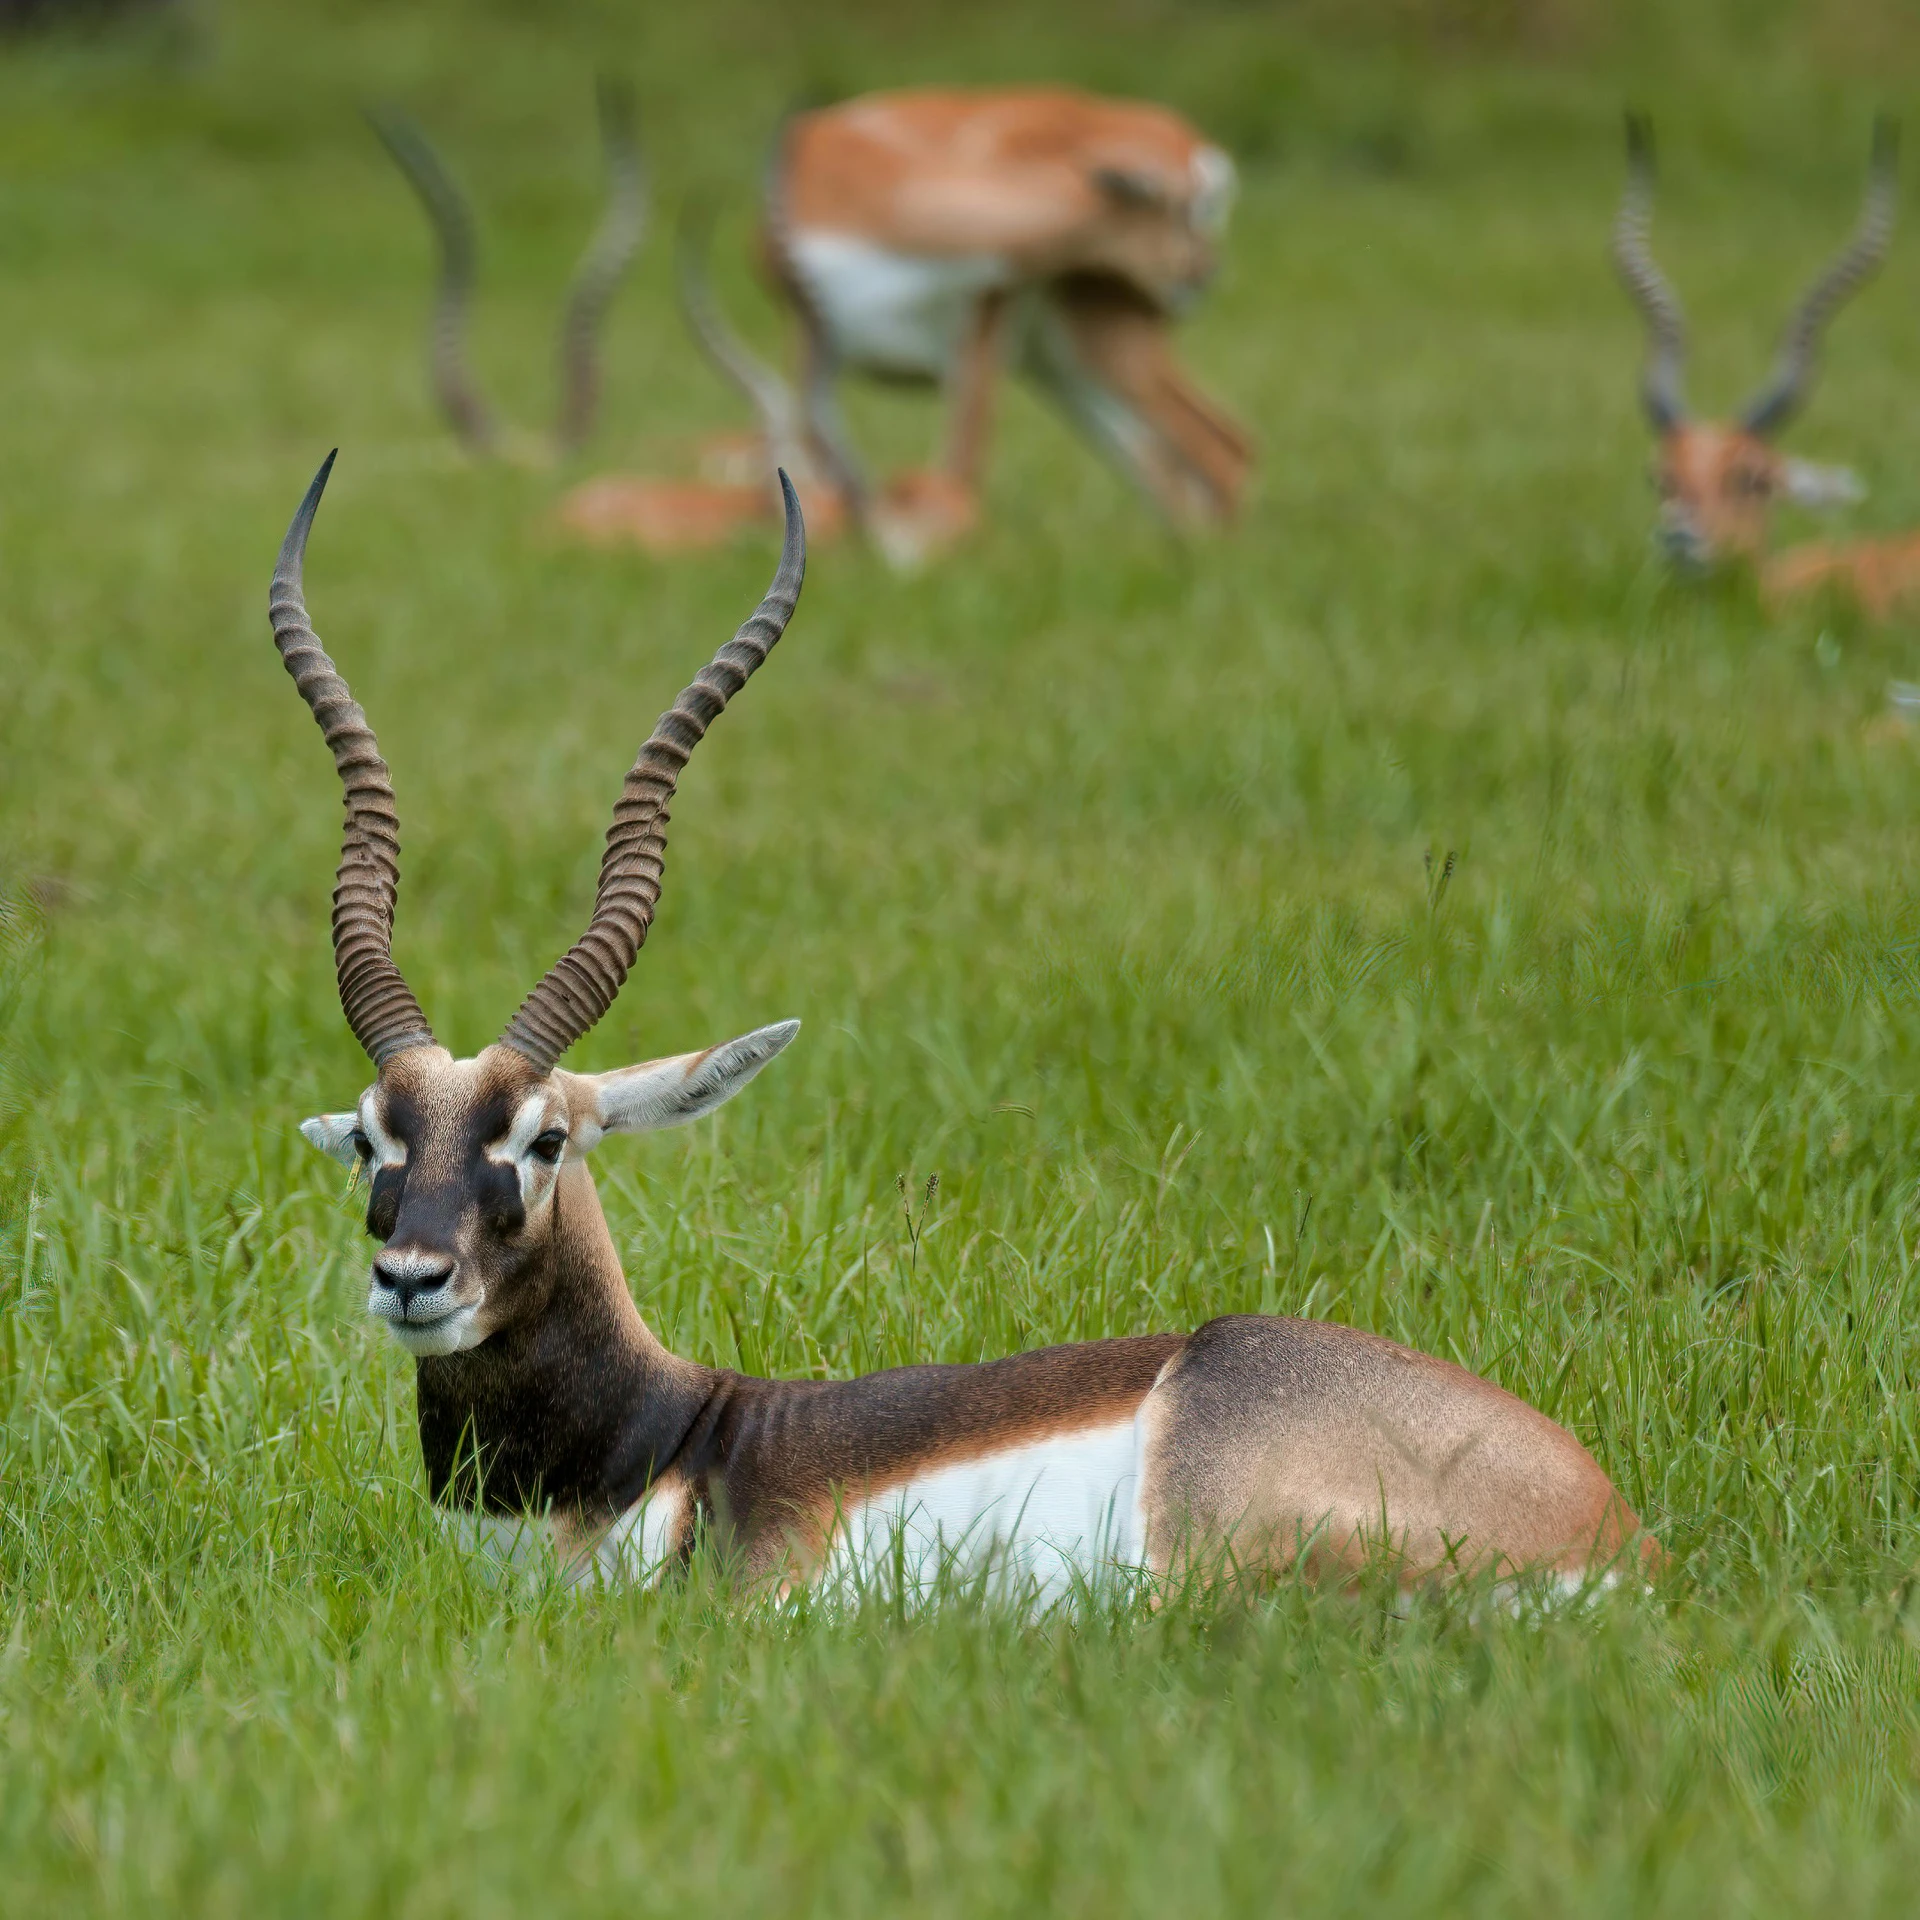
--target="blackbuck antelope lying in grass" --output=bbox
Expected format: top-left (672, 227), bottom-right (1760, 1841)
top-left (274, 455), bottom-right (1651, 1601)
top-left (1613, 113), bottom-right (1915, 614)
top-left (579, 87), bottom-right (1256, 568)
top-left (370, 80), bottom-right (645, 471)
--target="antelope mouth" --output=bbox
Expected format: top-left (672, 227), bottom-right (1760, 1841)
top-left (366, 1281), bottom-right (484, 1357)
top-left (1656, 514), bottom-right (1715, 572)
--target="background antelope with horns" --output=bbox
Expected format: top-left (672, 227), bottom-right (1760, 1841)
top-left (573, 87), bottom-right (1256, 569)
top-left (370, 78), bottom-right (646, 470)
top-left (274, 454), bottom-right (1651, 1602)
top-left (1612, 112), bottom-right (1899, 585)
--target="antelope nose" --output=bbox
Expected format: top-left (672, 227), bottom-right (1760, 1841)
top-left (1659, 518), bottom-right (1710, 570)
top-left (372, 1252), bottom-right (455, 1308)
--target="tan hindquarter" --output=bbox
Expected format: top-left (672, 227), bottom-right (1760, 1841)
top-left (785, 87), bottom-right (1218, 286)
top-left (1139, 1317), bottom-right (1650, 1583)
top-left (1763, 532), bottom-right (1920, 620)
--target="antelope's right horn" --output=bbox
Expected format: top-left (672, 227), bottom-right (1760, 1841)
top-left (367, 106), bottom-right (497, 455)
top-left (269, 454), bottom-right (436, 1067)
top-left (1611, 111), bottom-right (1689, 432)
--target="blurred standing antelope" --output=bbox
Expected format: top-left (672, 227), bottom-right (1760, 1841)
top-left (571, 86), bottom-right (1257, 567)
top-left (1613, 112), bottom-right (1911, 612)
top-left (269, 454), bottom-right (1651, 1603)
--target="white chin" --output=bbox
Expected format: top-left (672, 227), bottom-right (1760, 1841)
top-left (382, 1306), bottom-right (483, 1357)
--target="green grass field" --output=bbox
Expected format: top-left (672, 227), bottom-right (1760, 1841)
top-left (7, 0), bottom-right (1920, 1910)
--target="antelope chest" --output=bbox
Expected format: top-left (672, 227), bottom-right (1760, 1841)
top-left (826, 1415), bottom-right (1148, 1602)
top-left (438, 1477), bottom-right (693, 1589)
top-left (787, 230), bottom-right (1011, 379)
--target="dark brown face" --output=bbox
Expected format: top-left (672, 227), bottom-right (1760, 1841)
top-left (304, 1044), bottom-right (577, 1357)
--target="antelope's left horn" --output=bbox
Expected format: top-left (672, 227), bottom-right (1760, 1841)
top-left (1611, 111), bottom-right (1689, 432)
top-left (498, 475), bottom-right (806, 1072)
top-left (1740, 115), bottom-right (1899, 438)
top-left (556, 76), bottom-right (648, 457)
top-left (761, 110), bottom-right (872, 526)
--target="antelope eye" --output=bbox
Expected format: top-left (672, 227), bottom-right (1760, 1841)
top-left (529, 1129), bottom-right (568, 1165)
top-left (350, 1130), bottom-right (373, 1164)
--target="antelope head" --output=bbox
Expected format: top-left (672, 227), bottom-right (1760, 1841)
top-left (1613, 113), bottom-right (1896, 569)
top-left (276, 454), bottom-right (805, 1358)
top-left (1081, 137), bottom-right (1238, 317)
top-left (369, 79), bottom-right (648, 465)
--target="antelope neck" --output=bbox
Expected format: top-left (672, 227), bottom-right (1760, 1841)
top-left (413, 1160), bottom-right (714, 1516)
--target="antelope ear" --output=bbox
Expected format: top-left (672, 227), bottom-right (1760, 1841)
top-left (301, 1113), bottom-right (363, 1165)
top-left (573, 1020), bottom-right (800, 1145)
top-left (1782, 458), bottom-right (1866, 509)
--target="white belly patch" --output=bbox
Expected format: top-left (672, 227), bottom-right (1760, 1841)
top-left (786, 231), bottom-right (1011, 378)
top-left (827, 1417), bottom-right (1147, 1606)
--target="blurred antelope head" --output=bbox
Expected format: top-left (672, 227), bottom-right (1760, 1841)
top-left (1613, 113), bottom-right (1896, 569)
top-left (278, 454), bottom-right (803, 1358)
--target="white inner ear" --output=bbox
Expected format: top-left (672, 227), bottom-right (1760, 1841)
top-left (575, 1020), bottom-right (800, 1147)
top-left (1782, 458), bottom-right (1866, 510)
top-left (1190, 145), bottom-right (1237, 235)
top-left (301, 1113), bottom-right (362, 1166)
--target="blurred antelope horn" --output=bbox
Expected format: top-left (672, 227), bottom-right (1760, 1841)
top-left (762, 111), bottom-right (872, 522)
top-left (498, 474), bottom-right (806, 1071)
top-left (556, 76), bottom-right (648, 457)
top-left (367, 106), bottom-right (497, 454)
top-left (676, 199), bottom-right (808, 475)
top-left (1740, 114), bottom-right (1899, 437)
top-left (269, 454), bottom-right (436, 1066)
top-left (1611, 111), bottom-right (1689, 431)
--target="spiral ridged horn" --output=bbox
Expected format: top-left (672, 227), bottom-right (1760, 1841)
top-left (676, 200), bottom-right (809, 477)
top-left (270, 454), bottom-right (436, 1066)
top-left (556, 77), bottom-right (648, 456)
top-left (1612, 112), bottom-right (1689, 432)
top-left (499, 474), bottom-right (807, 1070)
top-left (367, 107), bottom-right (496, 453)
top-left (1740, 116), bottom-right (1899, 437)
